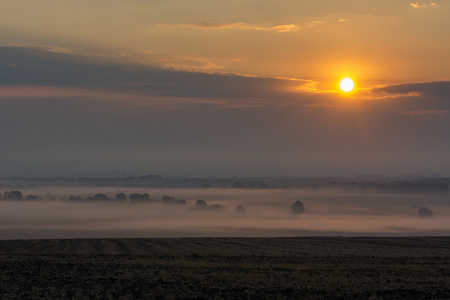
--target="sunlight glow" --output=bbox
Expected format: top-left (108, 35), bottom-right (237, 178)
top-left (340, 78), bottom-right (354, 92)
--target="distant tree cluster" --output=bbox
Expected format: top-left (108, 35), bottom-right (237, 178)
top-left (66, 193), bottom-right (189, 206)
top-left (115, 193), bottom-right (127, 201)
top-left (4, 188), bottom-right (442, 221)
top-left (129, 193), bottom-right (151, 204)
top-left (291, 201), bottom-right (304, 214)
top-left (68, 193), bottom-right (129, 202)
top-left (1, 191), bottom-right (39, 201)
top-left (418, 207), bottom-right (434, 218)
top-left (90, 193), bottom-right (109, 201)
top-left (26, 194), bottom-right (39, 200)
top-left (3, 191), bottom-right (23, 200)
top-left (191, 199), bottom-right (225, 212)
top-left (161, 195), bottom-right (186, 205)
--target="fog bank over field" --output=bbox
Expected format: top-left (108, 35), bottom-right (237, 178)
top-left (1, 188), bottom-right (449, 239)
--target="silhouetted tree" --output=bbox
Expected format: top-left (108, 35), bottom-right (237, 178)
top-left (68, 195), bottom-right (82, 201)
top-left (162, 195), bottom-right (187, 205)
top-left (129, 193), bottom-right (148, 200)
top-left (209, 204), bottom-right (225, 211)
top-left (291, 200), bottom-right (304, 214)
top-left (195, 199), bottom-right (207, 207)
top-left (115, 193), bottom-right (127, 201)
top-left (176, 199), bottom-right (187, 205)
top-left (236, 205), bottom-right (247, 213)
top-left (192, 199), bottom-right (225, 211)
top-left (418, 207), bottom-right (434, 218)
top-left (129, 193), bottom-right (151, 203)
top-left (162, 195), bottom-right (177, 204)
top-left (25, 194), bottom-right (39, 200)
top-left (93, 193), bottom-right (109, 201)
top-left (3, 191), bottom-right (23, 200)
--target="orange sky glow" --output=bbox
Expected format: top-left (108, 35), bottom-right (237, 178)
top-left (0, 0), bottom-right (449, 176)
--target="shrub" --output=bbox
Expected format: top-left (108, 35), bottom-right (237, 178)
top-left (115, 193), bottom-right (127, 201)
top-left (291, 201), bottom-right (304, 214)
top-left (418, 207), bottom-right (433, 218)
top-left (236, 205), bottom-right (247, 213)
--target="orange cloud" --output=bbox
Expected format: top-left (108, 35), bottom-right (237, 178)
top-left (270, 24), bottom-right (299, 32)
top-left (302, 103), bottom-right (338, 108)
top-left (306, 21), bottom-right (324, 28)
top-left (158, 22), bottom-right (299, 32)
top-left (410, 2), bottom-right (426, 8)
top-left (409, 2), bottom-right (437, 8)
top-left (162, 56), bottom-right (225, 72)
top-left (0, 42), bottom-right (71, 54)
top-left (188, 22), bottom-right (264, 30)
top-left (358, 90), bottom-right (422, 100)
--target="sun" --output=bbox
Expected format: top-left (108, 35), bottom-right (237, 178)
top-left (339, 78), bottom-right (354, 92)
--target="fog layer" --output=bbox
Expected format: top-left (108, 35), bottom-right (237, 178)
top-left (1, 188), bottom-right (448, 239)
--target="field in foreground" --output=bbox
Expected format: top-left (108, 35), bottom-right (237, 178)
top-left (0, 237), bottom-right (449, 299)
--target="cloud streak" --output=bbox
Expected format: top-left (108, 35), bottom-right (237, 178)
top-left (0, 46), bottom-right (315, 107)
top-left (410, 2), bottom-right (427, 8)
top-left (158, 22), bottom-right (300, 32)
top-left (401, 110), bottom-right (448, 115)
top-left (409, 2), bottom-right (437, 8)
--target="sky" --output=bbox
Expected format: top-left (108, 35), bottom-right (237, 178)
top-left (0, 0), bottom-right (449, 176)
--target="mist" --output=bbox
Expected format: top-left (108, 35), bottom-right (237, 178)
top-left (1, 187), bottom-right (448, 239)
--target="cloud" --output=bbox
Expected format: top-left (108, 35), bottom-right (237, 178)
top-left (302, 103), bottom-right (338, 108)
top-left (401, 110), bottom-right (448, 115)
top-left (173, 22), bottom-right (264, 30)
top-left (409, 2), bottom-right (437, 8)
top-left (2, 46), bottom-right (450, 110)
top-left (0, 42), bottom-right (72, 54)
top-left (0, 46), bottom-right (312, 104)
top-left (158, 22), bottom-right (299, 32)
top-left (410, 2), bottom-right (427, 8)
top-left (157, 56), bottom-right (225, 72)
top-left (0, 86), bottom-right (113, 99)
top-left (270, 24), bottom-right (299, 32)
top-left (306, 21), bottom-right (324, 28)
top-left (373, 81), bottom-right (450, 99)
top-left (1, 47), bottom-right (449, 165)
top-left (357, 90), bottom-right (422, 100)
top-left (109, 50), bottom-right (226, 73)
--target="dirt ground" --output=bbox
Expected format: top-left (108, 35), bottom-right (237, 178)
top-left (0, 237), bottom-right (449, 299)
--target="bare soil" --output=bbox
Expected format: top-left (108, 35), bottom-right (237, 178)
top-left (0, 237), bottom-right (449, 299)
